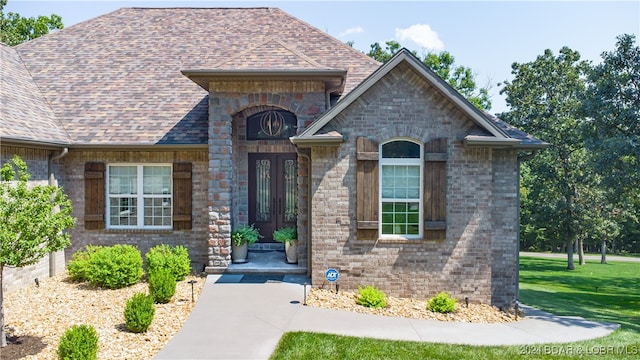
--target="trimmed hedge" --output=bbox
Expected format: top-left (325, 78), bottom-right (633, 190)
top-left (356, 285), bottom-right (387, 309)
top-left (145, 244), bottom-right (191, 281)
top-left (427, 291), bottom-right (457, 313)
top-left (67, 245), bottom-right (104, 282)
top-left (57, 324), bottom-right (99, 360)
top-left (85, 245), bottom-right (143, 289)
top-left (148, 267), bottom-right (177, 304)
top-left (124, 292), bottom-right (155, 333)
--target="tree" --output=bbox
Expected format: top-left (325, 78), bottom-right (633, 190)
top-left (0, 155), bottom-right (75, 347)
top-left (367, 40), bottom-right (492, 110)
top-left (500, 47), bottom-right (591, 270)
top-left (583, 34), bottom-right (640, 201)
top-left (0, 0), bottom-right (63, 45)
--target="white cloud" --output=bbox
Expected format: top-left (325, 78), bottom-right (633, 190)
top-left (338, 26), bottom-right (364, 38)
top-left (395, 24), bottom-right (444, 51)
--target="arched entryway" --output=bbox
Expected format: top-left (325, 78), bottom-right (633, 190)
top-left (233, 107), bottom-right (299, 243)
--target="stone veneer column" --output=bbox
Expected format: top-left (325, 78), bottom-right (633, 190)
top-left (206, 98), bottom-right (233, 272)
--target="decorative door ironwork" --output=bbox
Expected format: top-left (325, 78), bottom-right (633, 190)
top-left (248, 153), bottom-right (297, 242)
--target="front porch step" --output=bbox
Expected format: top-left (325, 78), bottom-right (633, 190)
top-left (226, 250), bottom-right (307, 275)
top-left (225, 266), bottom-right (307, 275)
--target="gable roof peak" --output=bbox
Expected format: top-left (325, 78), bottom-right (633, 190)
top-left (295, 47), bottom-right (509, 142)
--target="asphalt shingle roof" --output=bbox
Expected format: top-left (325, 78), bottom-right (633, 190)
top-left (13, 7), bottom-right (380, 145)
top-left (1, 44), bottom-right (70, 145)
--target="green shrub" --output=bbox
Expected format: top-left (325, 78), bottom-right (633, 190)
top-left (231, 224), bottom-right (263, 246)
top-left (86, 245), bottom-right (143, 289)
top-left (427, 291), bottom-right (457, 313)
top-left (148, 267), bottom-right (177, 304)
top-left (272, 226), bottom-right (297, 244)
top-left (145, 244), bottom-right (191, 281)
top-left (124, 292), bottom-right (155, 333)
top-left (67, 245), bottom-right (104, 282)
top-left (356, 285), bottom-right (387, 309)
top-left (57, 324), bottom-right (99, 360)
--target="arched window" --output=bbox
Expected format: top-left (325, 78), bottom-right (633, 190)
top-left (380, 139), bottom-right (423, 238)
top-left (246, 109), bottom-right (297, 140)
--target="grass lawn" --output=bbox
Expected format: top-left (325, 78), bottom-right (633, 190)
top-left (270, 256), bottom-right (640, 359)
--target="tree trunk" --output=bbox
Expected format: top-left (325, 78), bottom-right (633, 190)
top-left (567, 239), bottom-right (575, 270)
top-left (578, 237), bottom-right (585, 265)
top-left (601, 240), bottom-right (607, 264)
top-left (1, 266), bottom-right (6, 347)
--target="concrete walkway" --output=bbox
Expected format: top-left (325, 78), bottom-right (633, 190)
top-left (154, 275), bottom-right (619, 360)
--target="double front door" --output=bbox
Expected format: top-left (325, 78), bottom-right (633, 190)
top-left (248, 153), bottom-right (297, 242)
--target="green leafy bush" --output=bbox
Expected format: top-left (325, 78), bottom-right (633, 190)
top-left (231, 224), bottom-right (263, 246)
top-left (85, 245), bottom-right (143, 289)
top-left (57, 324), bottom-right (99, 360)
top-left (67, 245), bottom-right (104, 282)
top-left (356, 285), bottom-right (387, 308)
top-left (427, 291), bottom-right (457, 313)
top-left (148, 267), bottom-right (177, 304)
top-left (124, 292), bottom-right (155, 333)
top-left (145, 244), bottom-right (191, 281)
top-left (272, 226), bottom-right (297, 244)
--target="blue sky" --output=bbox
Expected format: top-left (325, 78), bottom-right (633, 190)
top-left (5, 0), bottom-right (639, 114)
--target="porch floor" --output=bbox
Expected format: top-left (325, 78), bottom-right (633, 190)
top-left (226, 250), bottom-right (307, 275)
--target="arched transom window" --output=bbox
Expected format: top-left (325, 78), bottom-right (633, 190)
top-left (246, 109), bottom-right (297, 140)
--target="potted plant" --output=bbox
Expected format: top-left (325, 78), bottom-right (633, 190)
top-left (273, 226), bottom-right (298, 264)
top-left (231, 224), bottom-right (262, 263)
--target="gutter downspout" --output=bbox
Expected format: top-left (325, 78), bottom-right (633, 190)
top-left (48, 147), bottom-right (69, 277)
top-left (325, 78), bottom-right (345, 110)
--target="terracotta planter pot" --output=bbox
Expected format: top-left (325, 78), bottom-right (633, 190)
top-left (231, 243), bottom-right (248, 263)
top-left (285, 240), bottom-right (298, 264)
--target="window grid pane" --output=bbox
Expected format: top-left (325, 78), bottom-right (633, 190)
top-left (143, 166), bottom-right (171, 195)
top-left (144, 198), bottom-right (172, 226)
top-left (381, 165), bottom-right (420, 199)
top-left (109, 166), bottom-right (137, 194)
top-left (109, 197), bottom-right (137, 226)
top-left (381, 201), bottom-right (420, 235)
top-left (108, 165), bottom-right (172, 229)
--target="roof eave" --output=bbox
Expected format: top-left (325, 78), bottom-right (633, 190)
top-left (289, 135), bottom-right (344, 147)
top-left (0, 137), bottom-right (70, 149)
top-left (68, 143), bottom-right (209, 150)
top-left (181, 69), bottom-right (347, 92)
top-left (463, 136), bottom-right (550, 149)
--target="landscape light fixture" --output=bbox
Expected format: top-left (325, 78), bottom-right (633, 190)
top-left (465, 296), bottom-right (469, 308)
top-left (188, 279), bottom-right (197, 302)
top-left (303, 282), bottom-right (308, 306)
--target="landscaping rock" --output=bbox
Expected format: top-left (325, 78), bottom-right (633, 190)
top-left (306, 288), bottom-right (519, 323)
top-left (3, 272), bottom-right (205, 360)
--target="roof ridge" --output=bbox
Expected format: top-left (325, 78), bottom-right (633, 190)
top-left (268, 8), bottom-right (381, 68)
top-left (213, 36), bottom-right (332, 70)
top-left (127, 7), bottom-right (276, 10)
top-left (268, 37), bottom-right (329, 69)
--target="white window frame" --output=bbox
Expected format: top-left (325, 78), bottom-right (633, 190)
top-left (106, 164), bottom-right (172, 230)
top-left (379, 138), bottom-right (423, 240)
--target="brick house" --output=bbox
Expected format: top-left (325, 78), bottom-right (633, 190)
top-left (1, 7), bottom-right (545, 306)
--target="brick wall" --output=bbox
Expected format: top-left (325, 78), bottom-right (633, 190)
top-left (490, 149), bottom-right (520, 307)
top-left (59, 149), bottom-right (210, 271)
top-left (308, 63), bottom-right (519, 307)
